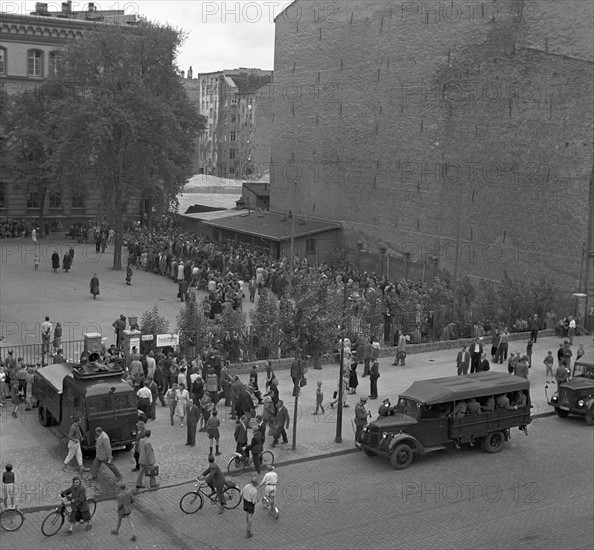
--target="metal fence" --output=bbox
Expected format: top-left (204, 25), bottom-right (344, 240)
top-left (0, 340), bottom-right (85, 365)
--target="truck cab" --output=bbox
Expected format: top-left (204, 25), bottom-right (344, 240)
top-left (548, 349), bottom-right (594, 425)
top-left (357, 371), bottom-right (531, 469)
top-left (34, 360), bottom-right (138, 453)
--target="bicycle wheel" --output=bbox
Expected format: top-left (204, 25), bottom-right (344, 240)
top-left (227, 455), bottom-right (245, 477)
top-left (223, 487), bottom-right (241, 510)
top-left (180, 492), bottom-right (204, 514)
top-left (41, 511), bottom-right (65, 537)
top-left (260, 451), bottom-right (275, 468)
top-left (0, 509), bottom-right (24, 531)
top-left (87, 499), bottom-right (97, 518)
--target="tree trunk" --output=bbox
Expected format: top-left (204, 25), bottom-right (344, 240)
top-left (37, 185), bottom-right (47, 237)
top-left (112, 147), bottom-right (124, 271)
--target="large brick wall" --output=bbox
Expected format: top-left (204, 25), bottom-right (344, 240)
top-left (270, 0), bottom-right (594, 296)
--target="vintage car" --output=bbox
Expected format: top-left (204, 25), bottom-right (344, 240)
top-left (547, 349), bottom-right (594, 425)
top-left (356, 371), bottom-right (531, 469)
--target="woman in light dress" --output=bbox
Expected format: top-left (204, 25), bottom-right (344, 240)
top-left (175, 383), bottom-right (190, 427)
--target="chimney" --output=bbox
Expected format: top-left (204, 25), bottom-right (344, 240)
top-left (35, 2), bottom-right (48, 15)
top-left (88, 2), bottom-right (96, 11)
top-left (62, 1), bottom-right (72, 14)
top-left (187, 66), bottom-right (193, 79)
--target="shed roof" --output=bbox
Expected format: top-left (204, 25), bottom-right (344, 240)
top-left (400, 372), bottom-right (530, 405)
top-left (202, 211), bottom-right (341, 242)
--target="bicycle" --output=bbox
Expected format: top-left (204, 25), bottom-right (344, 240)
top-left (0, 498), bottom-right (24, 532)
top-left (262, 493), bottom-right (279, 520)
top-left (41, 496), bottom-right (97, 537)
top-left (179, 479), bottom-right (241, 514)
top-left (227, 450), bottom-right (275, 477)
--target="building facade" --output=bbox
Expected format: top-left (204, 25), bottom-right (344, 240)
top-left (0, 2), bottom-right (138, 222)
top-left (270, 0), bottom-right (594, 307)
top-left (183, 68), bottom-right (273, 180)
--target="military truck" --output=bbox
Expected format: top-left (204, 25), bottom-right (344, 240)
top-left (33, 359), bottom-right (138, 453)
top-left (548, 349), bottom-right (594, 425)
top-left (356, 371), bottom-right (531, 469)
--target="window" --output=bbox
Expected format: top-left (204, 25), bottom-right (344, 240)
top-left (229, 163), bottom-right (236, 173)
top-left (0, 48), bottom-right (6, 76)
top-left (26, 192), bottom-right (40, 209)
top-left (27, 50), bottom-right (43, 77)
top-left (71, 192), bottom-right (84, 209)
top-left (230, 114), bottom-right (236, 123)
top-left (231, 98), bottom-right (237, 105)
top-left (49, 191), bottom-right (62, 209)
top-left (230, 131), bottom-right (236, 141)
top-left (229, 149), bottom-right (236, 160)
top-left (48, 51), bottom-right (62, 77)
top-left (306, 238), bottom-right (316, 255)
top-left (0, 183), bottom-right (6, 208)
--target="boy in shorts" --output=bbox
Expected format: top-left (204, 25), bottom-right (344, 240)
top-left (240, 477), bottom-right (259, 538)
top-left (2, 464), bottom-right (15, 508)
top-left (206, 409), bottom-right (221, 456)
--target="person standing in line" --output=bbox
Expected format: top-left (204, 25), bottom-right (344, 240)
top-left (111, 482), bottom-right (137, 542)
top-left (271, 400), bottom-right (290, 448)
top-left (369, 360), bottom-right (380, 399)
top-left (313, 381), bottom-right (325, 415)
top-left (90, 274), bottom-right (100, 299)
top-left (91, 427), bottom-right (122, 482)
top-left (456, 346), bottom-right (470, 375)
top-left (206, 408), bottom-right (222, 456)
top-left (135, 430), bottom-right (158, 489)
top-left (185, 398), bottom-right (200, 447)
top-left (240, 477), bottom-right (259, 538)
top-left (62, 418), bottom-right (89, 475)
top-left (61, 476), bottom-right (92, 534)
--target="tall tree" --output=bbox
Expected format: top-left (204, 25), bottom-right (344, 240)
top-left (53, 20), bottom-right (204, 269)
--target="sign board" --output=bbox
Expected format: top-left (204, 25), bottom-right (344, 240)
top-left (156, 333), bottom-right (179, 347)
top-left (141, 334), bottom-right (154, 342)
top-left (129, 337), bottom-right (140, 354)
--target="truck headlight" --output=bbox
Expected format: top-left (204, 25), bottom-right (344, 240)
top-left (578, 400), bottom-right (584, 407)
top-left (551, 394), bottom-right (558, 402)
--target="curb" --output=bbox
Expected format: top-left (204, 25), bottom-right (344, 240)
top-left (15, 412), bottom-right (556, 514)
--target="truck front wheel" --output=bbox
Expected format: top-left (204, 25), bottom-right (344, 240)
top-left (38, 403), bottom-right (53, 427)
top-left (585, 408), bottom-right (594, 426)
top-left (482, 431), bottom-right (504, 453)
top-left (555, 408), bottom-right (569, 418)
top-left (390, 444), bottom-right (413, 470)
top-left (363, 448), bottom-right (376, 457)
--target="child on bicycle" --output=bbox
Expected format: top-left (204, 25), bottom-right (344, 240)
top-left (2, 464), bottom-right (16, 509)
top-left (260, 465), bottom-right (278, 509)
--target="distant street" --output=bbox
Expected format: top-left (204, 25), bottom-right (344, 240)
top-left (3, 414), bottom-right (593, 550)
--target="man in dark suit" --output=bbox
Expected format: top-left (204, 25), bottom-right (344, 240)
top-left (234, 415), bottom-right (248, 454)
top-left (185, 399), bottom-right (201, 447)
top-left (456, 346), bottom-right (470, 375)
top-left (469, 338), bottom-right (483, 374)
top-left (245, 426), bottom-right (264, 474)
top-left (478, 353), bottom-right (490, 372)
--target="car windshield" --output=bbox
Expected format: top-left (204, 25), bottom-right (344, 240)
top-left (394, 398), bottom-right (421, 419)
top-left (573, 364), bottom-right (594, 380)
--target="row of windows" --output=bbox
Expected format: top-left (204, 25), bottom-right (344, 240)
top-left (0, 48), bottom-right (62, 78)
top-left (0, 186), bottom-right (84, 209)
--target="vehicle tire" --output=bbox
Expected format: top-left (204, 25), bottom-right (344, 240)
top-left (0, 509), bottom-right (24, 531)
top-left (227, 456), bottom-right (245, 477)
top-left (223, 487), bottom-right (241, 510)
top-left (179, 492), bottom-right (204, 514)
top-left (41, 511), bottom-right (64, 537)
top-left (124, 444), bottom-right (134, 451)
top-left (555, 408), bottom-right (569, 418)
top-left (363, 448), bottom-right (376, 457)
top-left (38, 404), bottom-right (53, 427)
top-left (482, 431), bottom-right (505, 454)
top-left (585, 408), bottom-right (594, 426)
top-left (260, 451), bottom-right (275, 469)
top-left (87, 499), bottom-right (97, 518)
top-left (390, 444), bottom-right (414, 470)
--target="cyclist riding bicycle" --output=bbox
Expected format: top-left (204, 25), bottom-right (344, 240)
top-left (260, 465), bottom-right (278, 507)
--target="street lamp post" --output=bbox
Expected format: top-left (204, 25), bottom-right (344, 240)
top-left (335, 276), bottom-right (349, 443)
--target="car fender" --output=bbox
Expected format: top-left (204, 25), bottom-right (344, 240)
top-left (387, 433), bottom-right (424, 454)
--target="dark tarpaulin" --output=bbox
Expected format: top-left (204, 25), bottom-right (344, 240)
top-left (400, 372), bottom-right (530, 405)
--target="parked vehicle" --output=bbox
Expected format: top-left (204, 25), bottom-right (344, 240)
top-left (33, 359), bottom-right (137, 453)
top-left (547, 350), bottom-right (594, 425)
top-left (356, 372), bottom-right (531, 469)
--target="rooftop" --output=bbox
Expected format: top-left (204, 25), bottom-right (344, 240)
top-left (243, 181), bottom-right (270, 197)
top-left (202, 211), bottom-right (341, 242)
